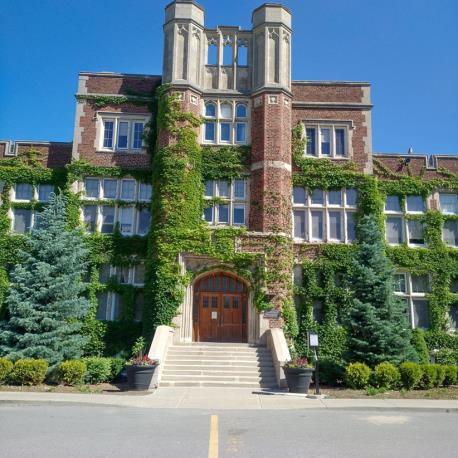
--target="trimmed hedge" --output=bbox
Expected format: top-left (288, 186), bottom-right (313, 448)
top-left (57, 360), bottom-right (87, 386)
top-left (443, 365), bottom-right (458, 386)
top-left (10, 359), bottom-right (48, 386)
top-left (0, 358), bottom-right (13, 384)
top-left (345, 363), bottom-right (371, 389)
top-left (83, 357), bottom-right (112, 384)
top-left (419, 364), bottom-right (437, 390)
top-left (373, 362), bottom-right (400, 389)
top-left (399, 362), bottom-right (423, 390)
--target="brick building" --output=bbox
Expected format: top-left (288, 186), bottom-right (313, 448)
top-left (1, 0), bottom-right (457, 386)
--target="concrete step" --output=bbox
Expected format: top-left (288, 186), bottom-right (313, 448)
top-left (159, 381), bottom-right (276, 388)
top-left (161, 374), bottom-right (277, 383)
top-left (173, 343), bottom-right (264, 348)
top-left (167, 347), bottom-right (270, 354)
top-left (163, 359), bottom-right (273, 367)
top-left (162, 368), bottom-right (276, 376)
top-left (166, 354), bottom-right (272, 361)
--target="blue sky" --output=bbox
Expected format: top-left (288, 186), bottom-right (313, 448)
top-left (0, 0), bottom-right (457, 154)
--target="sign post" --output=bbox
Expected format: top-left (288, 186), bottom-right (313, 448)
top-left (307, 331), bottom-right (320, 395)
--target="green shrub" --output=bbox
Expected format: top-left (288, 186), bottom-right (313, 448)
top-left (10, 359), bottom-right (48, 386)
top-left (399, 362), bottom-right (423, 390)
top-left (411, 329), bottom-right (430, 364)
top-left (373, 362), bottom-right (400, 389)
top-left (434, 365), bottom-right (446, 387)
top-left (345, 363), bottom-right (372, 389)
top-left (318, 359), bottom-right (345, 386)
top-left (434, 348), bottom-right (457, 365)
top-left (110, 358), bottom-right (124, 381)
top-left (420, 364), bottom-right (437, 390)
top-left (0, 358), bottom-right (13, 384)
top-left (57, 360), bottom-right (87, 386)
top-left (83, 357), bottom-right (112, 384)
top-left (443, 366), bottom-right (458, 386)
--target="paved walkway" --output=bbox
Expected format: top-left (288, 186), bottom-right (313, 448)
top-left (1, 387), bottom-right (458, 411)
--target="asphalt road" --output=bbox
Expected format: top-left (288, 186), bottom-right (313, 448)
top-left (0, 403), bottom-right (457, 458)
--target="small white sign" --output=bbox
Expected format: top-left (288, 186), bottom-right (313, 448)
top-left (309, 333), bottom-right (319, 347)
top-left (211, 311), bottom-right (217, 320)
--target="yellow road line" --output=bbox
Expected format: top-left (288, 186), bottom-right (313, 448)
top-left (208, 415), bottom-right (219, 458)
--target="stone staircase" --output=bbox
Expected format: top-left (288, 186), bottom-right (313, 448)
top-left (160, 343), bottom-right (278, 388)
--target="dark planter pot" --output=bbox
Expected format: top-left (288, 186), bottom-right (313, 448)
top-left (284, 367), bottom-right (314, 394)
top-left (126, 365), bottom-right (158, 391)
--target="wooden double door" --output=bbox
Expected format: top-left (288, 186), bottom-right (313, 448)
top-left (193, 273), bottom-right (248, 343)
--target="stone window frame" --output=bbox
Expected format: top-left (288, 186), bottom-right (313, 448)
top-left (11, 183), bottom-right (54, 203)
top-left (96, 113), bottom-right (150, 153)
top-left (384, 195), bottom-right (427, 247)
top-left (393, 271), bottom-right (431, 329)
top-left (302, 121), bottom-right (353, 159)
top-left (202, 99), bottom-right (250, 146)
top-left (96, 291), bottom-right (121, 321)
top-left (80, 204), bottom-right (150, 236)
top-left (80, 177), bottom-right (152, 202)
top-left (436, 191), bottom-right (458, 247)
top-left (292, 188), bottom-right (358, 244)
top-left (203, 178), bottom-right (249, 227)
top-left (10, 208), bottom-right (37, 234)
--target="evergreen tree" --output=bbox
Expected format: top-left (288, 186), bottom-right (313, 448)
top-left (0, 192), bottom-right (89, 365)
top-left (345, 214), bottom-right (418, 366)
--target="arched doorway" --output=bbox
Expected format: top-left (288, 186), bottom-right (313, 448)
top-left (193, 272), bottom-right (248, 343)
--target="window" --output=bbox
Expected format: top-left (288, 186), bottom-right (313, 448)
top-left (449, 306), bottom-right (458, 330)
top-left (312, 300), bottom-right (324, 324)
top-left (38, 184), bottom-right (54, 202)
top-left (84, 178), bottom-right (100, 199)
top-left (103, 121), bottom-right (114, 149)
top-left (120, 179), bottom-right (136, 200)
top-left (12, 209), bottom-right (32, 233)
top-left (103, 179), bottom-right (117, 199)
top-left (237, 44), bottom-right (248, 66)
top-left (134, 293), bottom-right (144, 322)
top-left (14, 184), bottom-right (33, 201)
top-left (384, 195), bottom-right (426, 246)
top-left (450, 277), bottom-right (458, 293)
top-left (203, 179), bottom-right (248, 226)
top-left (83, 206), bottom-right (97, 233)
top-left (443, 220), bottom-right (458, 247)
top-left (138, 183), bottom-right (152, 201)
top-left (293, 265), bottom-right (302, 287)
top-left (439, 193), bottom-right (458, 214)
top-left (292, 188), bottom-right (357, 243)
top-left (303, 123), bottom-right (349, 158)
top-left (132, 122), bottom-right (144, 150)
top-left (101, 206), bottom-right (115, 234)
top-left (134, 264), bottom-right (145, 285)
top-left (100, 116), bottom-right (148, 152)
top-left (394, 272), bottom-right (431, 329)
top-left (99, 264), bottom-right (112, 283)
top-left (96, 293), bottom-right (121, 321)
top-left (137, 208), bottom-right (151, 235)
top-left (223, 44), bottom-right (232, 65)
top-left (203, 100), bottom-right (248, 145)
top-left (119, 207), bottom-right (134, 235)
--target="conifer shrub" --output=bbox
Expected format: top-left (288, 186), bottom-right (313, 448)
top-left (345, 363), bottom-right (372, 389)
top-left (399, 362), bottom-right (423, 390)
top-left (0, 358), bottom-right (13, 384)
top-left (83, 357), bottom-right (112, 384)
top-left (443, 366), bottom-right (458, 386)
top-left (57, 360), bottom-right (87, 386)
top-left (411, 329), bottom-right (430, 364)
top-left (10, 359), bottom-right (48, 386)
top-left (373, 362), bottom-right (400, 389)
top-left (434, 365), bottom-right (446, 387)
top-left (420, 364), bottom-right (437, 389)
top-left (318, 359), bottom-right (345, 386)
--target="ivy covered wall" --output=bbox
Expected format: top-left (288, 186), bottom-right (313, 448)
top-left (1, 94), bottom-right (457, 362)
